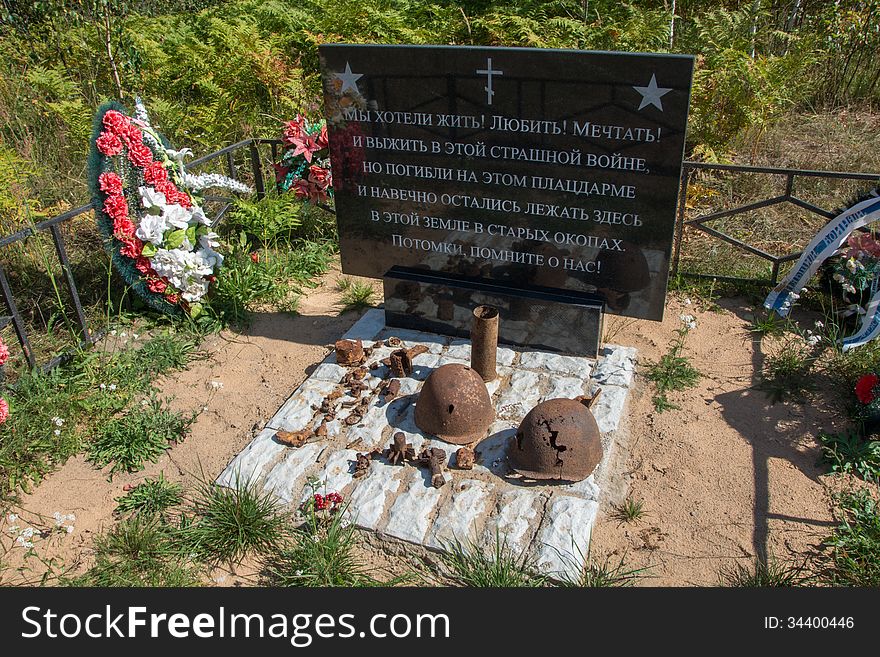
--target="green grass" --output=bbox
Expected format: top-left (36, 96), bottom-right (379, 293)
top-left (336, 277), bottom-right (377, 312)
top-left (613, 498), bottom-right (646, 523)
top-left (758, 338), bottom-right (817, 403)
top-left (819, 430), bottom-right (880, 481)
top-left (748, 310), bottom-right (786, 337)
top-left (555, 551), bottom-right (645, 587)
top-left (817, 489), bottom-right (880, 586)
top-left (115, 474), bottom-right (184, 518)
top-left (440, 535), bottom-right (546, 587)
top-left (719, 556), bottom-right (810, 587)
top-left (67, 514), bottom-right (201, 587)
top-left (177, 477), bottom-right (287, 566)
top-left (262, 506), bottom-right (392, 587)
top-left (87, 396), bottom-right (194, 477)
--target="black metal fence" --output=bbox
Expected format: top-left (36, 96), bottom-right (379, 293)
top-left (2, 138), bottom-right (879, 372)
top-left (671, 162), bottom-right (880, 284)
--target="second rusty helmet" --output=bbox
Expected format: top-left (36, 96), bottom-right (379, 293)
top-left (509, 398), bottom-right (602, 482)
top-left (414, 363), bottom-right (494, 445)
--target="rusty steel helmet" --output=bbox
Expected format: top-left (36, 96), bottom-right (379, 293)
top-left (414, 363), bottom-right (494, 445)
top-left (510, 398), bottom-right (602, 482)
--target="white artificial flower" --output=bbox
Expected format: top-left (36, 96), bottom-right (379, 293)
top-left (163, 203), bottom-right (192, 230)
top-left (190, 205), bottom-right (210, 226)
top-left (183, 172), bottom-right (252, 195)
top-left (139, 185), bottom-right (167, 211)
top-left (136, 213), bottom-right (169, 245)
top-left (198, 232), bottom-right (220, 250)
top-left (847, 258), bottom-right (858, 272)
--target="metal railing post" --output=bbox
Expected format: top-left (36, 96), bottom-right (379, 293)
top-left (249, 139), bottom-right (265, 200)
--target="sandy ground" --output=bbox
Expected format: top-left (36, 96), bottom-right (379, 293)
top-left (0, 265), bottom-right (863, 586)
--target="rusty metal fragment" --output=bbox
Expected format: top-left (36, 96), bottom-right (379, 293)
top-left (470, 305), bottom-right (499, 382)
top-left (417, 447), bottom-right (447, 488)
top-left (315, 421), bottom-right (329, 437)
top-left (274, 428), bottom-right (312, 447)
top-left (353, 452), bottom-right (372, 478)
top-left (414, 363), bottom-right (494, 445)
top-left (510, 398), bottom-right (603, 482)
top-left (454, 446), bottom-right (475, 470)
top-left (335, 339), bottom-right (365, 366)
top-left (389, 349), bottom-right (413, 377)
top-left (379, 378), bottom-right (401, 403)
top-left (386, 431), bottom-right (415, 465)
top-left (406, 344), bottom-right (429, 360)
top-left (386, 336), bottom-right (402, 347)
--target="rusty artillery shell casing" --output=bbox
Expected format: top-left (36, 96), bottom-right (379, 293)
top-left (470, 305), bottom-right (499, 382)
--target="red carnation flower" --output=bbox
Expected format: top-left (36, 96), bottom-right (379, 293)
top-left (119, 124), bottom-right (143, 149)
top-left (143, 161), bottom-right (169, 185)
top-left (96, 132), bottom-right (123, 156)
top-left (103, 194), bottom-right (129, 221)
top-left (165, 292), bottom-right (179, 304)
top-left (856, 374), bottom-right (879, 404)
top-left (250, 251), bottom-right (260, 263)
top-left (102, 110), bottom-right (129, 134)
top-left (134, 257), bottom-right (153, 274)
top-left (98, 171), bottom-right (124, 195)
top-left (119, 237), bottom-right (143, 259)
top-left (127, 143), bottom-right (154, 168)
top-left (113, 217), bottom-right (136, 237)
top-left (147, 277), bottom-right (167, 294)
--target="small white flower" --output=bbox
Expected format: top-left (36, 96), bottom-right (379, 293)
top-left (66, 513), bottom-right (75, 522)
top-left (21, 527), bottom-right (35, 538)
top-left (7, 525), bottom-right (19, 534)
top-left (110, 329), bottom-right (117, 336)
top-left (295, 569), bottom-right (304, 576)
top-left (133, 334), bottom-right (139, 339)
top-left (53, 429), bottom-right (61, 436)
top-left (141, 399), bottom-right (149, 407)
top-left (53, 511), bottom-right (62, 523)
top-left (806, 334), bottom-right (821, 346)
top-left (311, 534), bottom-right (320, 543)
top-left (100, 383), bottom-right (106, 390)
top-left (684, 298), bottom-right (692, 305)
top-left (815, 321), bottom-right (824, 329)
top-left (66, 525), bottom-right (74, 534)
top-left (51, 417), bottom-right (64, 426)
top-left (7, 513), bottom-right (17, 522)
top-left (119, 332), bottom-right (127, 338)
top-left (109, 384), bottom-right (117, 391)
top-left (208, 381), bottom-right (223, 391)
top-left (15, 536), bottom-right (33, 549)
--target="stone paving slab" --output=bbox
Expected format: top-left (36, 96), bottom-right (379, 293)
top-left (218, 309), bottom-right (635, 580)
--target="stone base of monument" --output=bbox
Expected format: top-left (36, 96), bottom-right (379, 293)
top-left (216, 309), bottom-right (636, 579)
top-left (384, 267), bottom-right (605, 357)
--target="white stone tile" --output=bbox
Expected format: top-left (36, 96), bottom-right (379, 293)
top-left (530, 495), bottom-right (599, 579)
top-left (411, 353), bottom-right (441, 380)
top-left (519, 351), bottom-right (593, 377)
top-left (342, 309), bottom-right (385, 341)
top-left (591, 384), bottom-right (629, 433)
top-left (482, 489), bottom-right (545, 556)
top-left (445, 341), bottom-right (472, 361)
top-left (345, 461), bottom-right (403, 531)
top-left (343, 400), bottom-right (391, 450)
top-left (593, 345), bottom-right (638, 388)
top-left (216, 427), bottom-right (287, 488)
top-left (268, 379), bottom-right (338, 431)
top-left (473, 422), bottom-right (515, 476)
top-left (262, 443), bottom-right (323, 505)
top-left (557, 474), bottom-right (601, 501)
top-left (310, 361), bottom-right (347, 382)
top-left (436, 355), bottom-right (470, 368)
top-left (427, 479), bottom-right (494, 550)
top-left (496, 346), bottom-right (517, 367)
top-left (541, 376), bottom-right (589, 402)
top-left (383, 469), bottom-right (444, 545)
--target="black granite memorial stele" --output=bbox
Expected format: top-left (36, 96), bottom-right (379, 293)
top-left (320, 44), bottom-right (694, 356)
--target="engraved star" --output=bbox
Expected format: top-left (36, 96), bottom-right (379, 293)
top-left (632, 74), bottom-right (672, 111)
top-left (335, 62), bottom-right (363, 94)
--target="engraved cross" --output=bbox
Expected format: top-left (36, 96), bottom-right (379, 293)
top-left (476, 58), bottom-right (503, 105)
